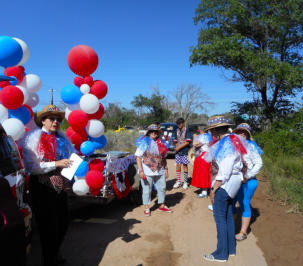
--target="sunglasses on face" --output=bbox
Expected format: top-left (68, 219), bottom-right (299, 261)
top-left (150, 130), bottom-right (159, 134)
top-left (47, 116), bottom-right (63, 123)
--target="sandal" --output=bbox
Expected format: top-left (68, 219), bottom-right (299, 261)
top-left (235, 231), bottom-right (247, 241)
top-left (144, 208), bottom-right (151, 217)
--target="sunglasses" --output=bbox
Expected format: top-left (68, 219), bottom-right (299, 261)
top-left (47, 116), bottom-right (63, 123)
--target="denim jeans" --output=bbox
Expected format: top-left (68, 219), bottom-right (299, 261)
top-left (141, 174), bottom-right (166, 205)
top-left (212, 188), bottom-right (236, 260)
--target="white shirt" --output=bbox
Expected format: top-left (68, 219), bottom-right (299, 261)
top-left (214, 153), bottom-right (243, 198)
top-left (243, 144), bottom-right (263, 179)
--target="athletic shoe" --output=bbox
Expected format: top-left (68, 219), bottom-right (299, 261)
top-left (173, 181), bottom-right (182, 188)
top-left (197, 192), bottom-right (208, 198)
top-left (203, 254), bottom-right (227, 262)
top-left (183, 182), bottom-right (189, 189)
top-left (208, 204), bottom-right (213, 211)
top-left (144, 209), bottom-right (151, 216)
top-left (158, 206), bottom-right (173, 213)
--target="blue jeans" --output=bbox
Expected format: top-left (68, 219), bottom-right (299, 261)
top-left (141, 174), bottom-right (166, 205)
top-left (212, 188), bottom-right (236, 260)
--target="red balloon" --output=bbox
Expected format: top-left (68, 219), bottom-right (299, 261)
top-left (89, 159), bottom-right (105, 172)
top-left (74, 76), bottom-right (84, 87)
top-left (0, 86), bottom-right (24, 109)
top-left (66, 127), bottom-right (87, 145)
top-left (67, 45), bottom-right (99, 77)
top-left (87, 103), bottom-right (105, 120)
top-left (4, 66), bottom-right (25, 83)
top-left (90, 80), bottom-right (108, 99)
top-left (0, 81), bottom-right (10, 88)
top-left (83, 76), bottom-right (94, 86)
top-left (85, 170), bottom-right (105, 190)
top-left (23, 104), bottom-right (34, 119)
top-left (68, 110), bottom-right (89, 130)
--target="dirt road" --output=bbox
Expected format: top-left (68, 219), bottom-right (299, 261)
top-left (28, 159), bottom-right (267, 266)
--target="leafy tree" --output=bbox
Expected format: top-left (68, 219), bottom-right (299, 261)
top-left (190, 0), bottom-right (303, 125)
top-left (131, 92), bottom-right (171, 125)
top-left (102, 103), bottom-right (138, 130)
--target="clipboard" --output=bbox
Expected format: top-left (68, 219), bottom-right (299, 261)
top-left (61, 153), bottom-right (83, 181)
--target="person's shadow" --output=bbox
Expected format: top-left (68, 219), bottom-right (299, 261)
top-left (234, 205), bottom-right (260, 234)
top-left (27, 199), bottom-right (141, 266)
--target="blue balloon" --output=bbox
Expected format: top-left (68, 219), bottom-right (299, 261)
top-left (80, 141), bottom-right (95, 156)
top-left (8, 106), bottom-right (31, 125)
top-left (0, 36), bottom-right (23, 67)
top-left (90, 135), bottom-right (107, 150)
top-left (75, 160), bottom-right (89, 176)
top-left (61, 84), bottom-right (82, 104)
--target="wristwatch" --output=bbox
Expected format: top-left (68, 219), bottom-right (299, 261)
top-left (211, 187), bottom-right (214, 191)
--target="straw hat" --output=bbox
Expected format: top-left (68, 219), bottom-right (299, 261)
top-left (205, 115), bottom-right (233, 131)
top-left (233, 123), bottom-right (252, 140)
top-left (36, 104), bottom-right (65, 126)
top-left (145, 124), bottom-right (161, 135)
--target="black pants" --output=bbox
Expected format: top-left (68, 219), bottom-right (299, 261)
top-left (29, 177), bottom-right (69, 266)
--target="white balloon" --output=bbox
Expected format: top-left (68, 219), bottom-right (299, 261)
top-left (16, 85), bottom-right (29, 104)
top-left (80, 94), bottom-right (99, 114)
top-left (20, 74), bottom-right (42, 93)
top-left (80, 84), bottom-right (90, 94)
top-left (0, 104), bottom-right (8, 123)
top-left (72, 179), bottom-right (90, 196)
top-left (25, 93), bottom-right (39, 107)
top-left (13, 37), bottom-right (30, 66)
top-left (65, 103), bottom-right (80, 120)
top-left (85, 119), bottom-right (105, 138)
top-left (2, 118), bottom-right (25, 141)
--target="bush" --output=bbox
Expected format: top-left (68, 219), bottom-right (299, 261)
top-left (255, 109), bottom-right (303, 211)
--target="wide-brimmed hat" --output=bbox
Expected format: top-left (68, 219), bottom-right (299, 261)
top-left (36, 104), bottom-right (65, 126)
top-left (233, 123), bottom-right (252, 139)
top-left (145, 124), bottom-right (161, 135)
top-left (205, 115), bottom-right (233, 131)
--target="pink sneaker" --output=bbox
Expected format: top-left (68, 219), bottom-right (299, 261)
top-left (144, 209), bottom-right (151, 216)
top-left (158, 206), bottom-right (173, 213)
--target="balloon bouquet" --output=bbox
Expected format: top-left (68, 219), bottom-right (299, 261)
top-left (61, 45), bottom-right (108, 196)
top-left (0, 36), bottom-right (40, 141)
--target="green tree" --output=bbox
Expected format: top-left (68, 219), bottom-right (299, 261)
top-left (131, 93), bottom-right (171, 125)
top-left (190, 0), bottom-right (303, 126)
top-left (102, 103), bottom-right (138, 130)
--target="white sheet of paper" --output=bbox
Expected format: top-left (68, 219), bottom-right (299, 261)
top-left (61, 153), bottom-right (83, 181)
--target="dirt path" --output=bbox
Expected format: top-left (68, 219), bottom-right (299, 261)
top-left (28, 159), bottom-right (268, 266)
top-left (99, 159), bottom-right (266, 266)
top-left (250, 180), bottom-right (303, 266)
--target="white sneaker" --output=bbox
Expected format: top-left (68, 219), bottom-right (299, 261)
top-left (208, 204), bottom-right (213, 211)
top-left (183, 182), bottom-right (188, 189)
top-left (173, 181), bottom-right (182, 188)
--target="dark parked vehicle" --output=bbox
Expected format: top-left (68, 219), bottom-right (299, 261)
top-left (160, 122), bottom-right (178, 156)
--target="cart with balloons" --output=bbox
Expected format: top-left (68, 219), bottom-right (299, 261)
top-left (62, 45), bottom-right (141, 204)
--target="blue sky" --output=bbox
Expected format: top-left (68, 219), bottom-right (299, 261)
top-left (2, 0), bottom-right (299, 115)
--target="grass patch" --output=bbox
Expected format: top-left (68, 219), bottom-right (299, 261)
top-left (261, 155), bottom-right (303, 212)
top-left (103, 130), bottom-right (142, 153)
